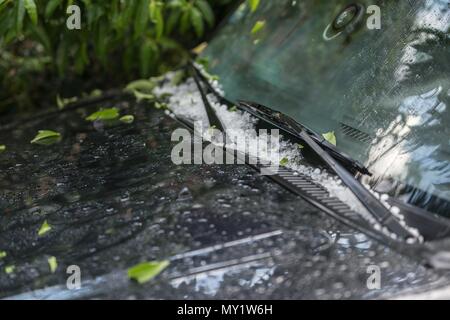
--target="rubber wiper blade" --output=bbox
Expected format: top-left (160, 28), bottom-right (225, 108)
top-left (238, 101), bottom-right (420, 242)
top-left (189, 64), bottom-right (225, 132)
top-left (238, 101), bottom-right (371, 176)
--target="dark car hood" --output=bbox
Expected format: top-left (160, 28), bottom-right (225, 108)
top-left (0, 95), bottom-right (449, 299)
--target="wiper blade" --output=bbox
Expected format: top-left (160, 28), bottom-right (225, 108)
top-left (189, 65), bottom-right (225, 132)
top-left (237, 101), bottom-right (420, 242)
top-left (238, 101), bottom-right (371, 176)
top-left (190, 63), bottom-right (370, 176)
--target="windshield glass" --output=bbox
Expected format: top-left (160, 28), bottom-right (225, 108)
top-left (203, 0), bottom-right (450, 218)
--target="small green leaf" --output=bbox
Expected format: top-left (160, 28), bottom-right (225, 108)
top-left (135, 0), bottom-right (150, 37)
top-left (171, 70), bottom-right (186, 86)
top-left (150, 2), bottom-right (164, 39)
top-left (180, 8), bottom-right (191, 34)
top-left (90, 89), bottom-right (103, 97)
top-left (251, 20), bottom-right (266, 35)
top-left (229, 106), bottom-right (238, 112)
top-left (248, 0), bottom-right (260, 12)
top-left (149, 0), bottom-right (157, 21)
top-left (128, 260), bottom-right (169, 284)
top-left (0, 145), bottom-right (5, 153)
top-left (5, 265), bottom-right (15, 274)
top-left (56, 94), bottom-right (64, 109)
top-left (190, 7), bottom-right (204, 37)
top-left (297, 143), bottom-right (304, 149)
top-left (38, 220), bottom-right (52, 236)
top-left (31, 130), bottom-right (61, 144)
top-left (119, 115), bottom-right (135, 124)
top-left (86, 108), bottom-right (120, 121)
top-left (196, 56), bottom-right (210, 69)
top-left (16, 0), bottom-right (26, 34)
top-left (322, 131), bottom-right (337, 146)
top-left (24, 0), bottom-right (38, 25)
top-left (48, 256), bottom-right (57, 273)
top-left (0, 251), bottom-right (6, 259)
top-left (280, 157), bottom-right (289, 166)
top-left (154, 102), bottom-right (168, 110)
top-left (125, 79), bottom-right (157, 93)
top-left (45, 0), bottom-right (63, 19)
top-left (195, 0), bottom-right (214, 27)
top-left (57, 94), bottom-right (78, 110)
top-left (166, 10), bottom-right (181, 34)
top-left (133, 91), bottom-right (156, 102)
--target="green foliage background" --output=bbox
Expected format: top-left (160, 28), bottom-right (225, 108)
top-left (0, 0), bottom-right (239, 114)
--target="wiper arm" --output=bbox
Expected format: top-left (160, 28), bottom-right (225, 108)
top-left (189, 63), bottom-right (423, 242)
top-left (190, 63), bottom-right (370, 176)
top-left (237, 100), bottom-right (371, 176)
top-left (238, 101), bottom-right (420, 242)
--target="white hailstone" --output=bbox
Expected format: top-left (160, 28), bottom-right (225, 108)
top-left (390, 206), bottom-right (400, 215)
top-left (380, 194), bottom-right (389, 202)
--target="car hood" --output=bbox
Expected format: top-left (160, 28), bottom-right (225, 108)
top-left (0, 94), bottom-right (449, 299)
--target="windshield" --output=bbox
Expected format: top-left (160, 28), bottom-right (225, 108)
top-left (203, 0), bottom-right (450, 218)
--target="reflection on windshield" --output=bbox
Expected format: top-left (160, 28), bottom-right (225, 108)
top-left (203, 0), bottom-right (450, 217)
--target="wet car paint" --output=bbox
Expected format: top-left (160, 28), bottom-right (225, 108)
top-left (0, 98), bottom-right (449, 299)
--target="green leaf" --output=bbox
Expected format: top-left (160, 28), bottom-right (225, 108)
top-left (149, 1), bottom-right (164, 39)
top-left (15, 0), bottom-right (26, 34)
top-left (135, 0), bottom-right (150, 37)
top-left (139, 39), bottom-right (158, 77)
top-left (128, 260), bottom-right (169, 284)
top-left (171, 70), bottom-right (186, 85)
top-left (90, 89), bottom-right (103, 97)
top-left (132, 91), bottom-right (156, 102)
top-left (5, 265), bottom-right (15, 274)
top-left (154, 7), bottom-right (164, 39)
top-left (85, 108), bottom-right (120, 121)
top-left (195, 0), bottom-right (214, 27)
top-left (24, 0), bottom-right (38, 25)
top-left (180, 8), bottom-right (191, 34)
top-left (56, 40), bottom-right (68, 75)
top-left (31, 130), bottom-right (61, 144)
top-left (280, 157), bottom-right (289, 167)
top-left (154, 102), bottom-right (168, 110)
top-left (45, 0), bottom-right (63, 19)
top-left (166, 10), bottom-right (181, 34)
top-left (38, 220), bottom-right (52, 236)
top-left (229, 106), bottom-right (238, 112)
top-left (196, 56), bottom-right (209, 69)
top-left (251, 20), bottom-right (265, 35)
top-left (322, 131), bottom-right (337, 146)
top-left (120, 115), bottom-right (135, 124)
top-left (0, 251), bottom-right (6, 259)
top-left (190, 7), bottom-right (204, 37)
top-left (125, 79), bottom-right (157, 93)
top-left (0, 145), bottom-right (5, 153)
top-left (57, 94), bottom-right (78, 110)
top-left (248, 0), bottom-right (260, 12)
top-left (149, 0), bottom-right (157, 21)
top-left (48, 256), bottom-right (57, 273)
top-left (297, 143), bottom-right (304, 149)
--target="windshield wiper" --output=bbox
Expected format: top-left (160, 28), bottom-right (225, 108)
top-left (190, 62), bottom-right (370, 176)
top-left (190, 63), bottom-right (431, 242)
top-left (237, 101), bottom-right (421, 242)
top-left (237, 100), bottom-right (372, 176)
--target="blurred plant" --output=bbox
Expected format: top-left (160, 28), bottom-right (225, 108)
top-left (0, 0), bottom-right (238, 113)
